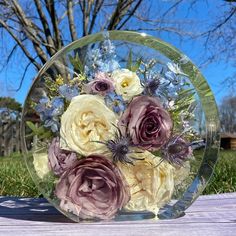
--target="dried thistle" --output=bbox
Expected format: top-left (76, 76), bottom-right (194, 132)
top-left (94, 124), bottom-right (144, 165)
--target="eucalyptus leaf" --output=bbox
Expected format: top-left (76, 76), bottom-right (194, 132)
top-left (26, 121), bottom-right (38, 133)
top-left (69, 53), bottom-right (84, 73)
top-left (131, 57), bottom-right (142, 72)
top-left (127, 50), bottom-right (132, 70)
top-left (26, 121), bottom-right (53, 139)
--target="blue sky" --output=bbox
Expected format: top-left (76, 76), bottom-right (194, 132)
top-left (0, 0), bottom-right (235, 105)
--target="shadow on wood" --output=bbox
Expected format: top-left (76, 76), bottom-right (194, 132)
top-left (0, 197), bottom-right (73, 223)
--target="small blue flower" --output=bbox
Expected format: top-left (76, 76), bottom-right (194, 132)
top-left (35, 96), bottom-right (50, 114)
top-left (59, 84), bottom-right (79, 101)
top-left (105, 92), bottom-right (126, 114)
top-left (164, 71), bottom-right (179, 85)
top-left (84, 32), bottom-right (120, 78)
top-left (50, 97), bottom-right (64, 116)
top-left (34, 96), bottom-right (64, 133)
top-left (44, 118), bottom-right (60, 133)
top-left (99, 59), bottom-right (120, 73)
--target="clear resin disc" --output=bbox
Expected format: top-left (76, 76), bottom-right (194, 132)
top-left (21, 31), bottom-right (220, 222)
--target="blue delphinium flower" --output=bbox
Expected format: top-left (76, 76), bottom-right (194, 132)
top-left (58, 84), bottom-right (79, 101)
top-left (84, 32), bottom-right (120, 79)
top-left (164, 71), bottom-right (179, 86)
top-left (84, 48), bottom-right (103, 80)
top-left (35, 96), bottom-right (50, 114)
top-left (50, 97), bottom-right (64, 116)
top-left (35, 96), bottom-right (64, 132)
top-left (105, 92), bottom-right (125, 114)
top-left (44, 118), bottom-right (60, 133)
top-left (164, 62), bottom-right (187, 89)
top-left (100, 32), bottom-right (120, 72)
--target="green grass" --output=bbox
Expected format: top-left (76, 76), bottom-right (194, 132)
top-left (203, 150), bottom-right (236, 195)
top-left (0, 150), bottom-right (235, 197)
top-left (0, 153), bottom-right (40, 197)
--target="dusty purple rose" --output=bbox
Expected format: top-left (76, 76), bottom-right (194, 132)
top-left (48, 137), bottom-right (78, 176)
top-left (119, 95), bottom-right (173, 151)
top-left (84, 72), bottom-right (114, 95)
top-left (162, 136), bottom-right (193, 165)
top-left (55, 155), bottom-right (130, 220)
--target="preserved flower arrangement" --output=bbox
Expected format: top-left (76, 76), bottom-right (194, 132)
top-left (21, 31), bottom-right (220, 222)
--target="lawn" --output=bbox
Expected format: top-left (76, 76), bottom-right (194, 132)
top-left (0, 150), bottom-right (235, 197)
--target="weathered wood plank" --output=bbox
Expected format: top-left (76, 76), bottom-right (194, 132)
top-left (0, 193), bottom-right (235, 236)
top-left (0, 223), bottom-right (235, 236)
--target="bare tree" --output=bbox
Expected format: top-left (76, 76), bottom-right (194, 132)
top-left (0, 0), bottom-right (143, 89)
top-left (199, 2), bottom-right (236, 64)
top-left (0, 0), bottom-right (235, 93)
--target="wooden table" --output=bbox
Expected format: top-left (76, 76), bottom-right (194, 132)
top-left (0, 193), bottom-right (235, 236)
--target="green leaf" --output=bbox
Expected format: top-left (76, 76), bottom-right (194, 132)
top-left (39, 131), bottom-right (53, 139)
top-left (26, 121), bottom-right (53, 139)
top-left (131, 57), bottom-right (142, 72)
top-left (26, 121), bottom-right (38, 133)
top-left (69, 53), bottom-right (84, 73)
top-left (127, 50), bottom-right (132, 70)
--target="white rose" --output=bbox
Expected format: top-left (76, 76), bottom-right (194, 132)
top-left (112, 69), bottom-right (143, 101)
top-left (60, 95), bottom-right (118, 156)
top-left (117, 151), bottom-right (174, 214)
top-left (33, 152), bottom-right (50, 179)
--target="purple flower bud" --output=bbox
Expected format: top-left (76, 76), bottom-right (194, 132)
top-left (161, 136), bottom-right (193, 166)
top-left (84, 72), bottom-right (114, 96)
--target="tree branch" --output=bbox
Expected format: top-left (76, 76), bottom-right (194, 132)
top-left (67, 0), bottom-right (77, 41)
top-left (82, 0), bottom-right (93, 36)
top-left (33, 0), bottom-right (56, 55)
top-left (201, 6), bottom-right (236, 36)
top-left (0, 19), bottom-right (41, 70)
top-left (10, 55), bottom-right (38, 92)
top-left (107, 0), bottom-right (134, 30)
top-left (88, 0), bottom-right (104, 34)
top-left (10, 0), bottom-right (48, 64)
top-left (44, 0), bottom-right (62, 48)
top-left (161, 0), bottom-right (184, 18)
top-left (117, 0), bottom-right (143, 30)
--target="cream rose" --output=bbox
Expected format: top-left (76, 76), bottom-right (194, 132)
top-left (33, 152), bottom-right (50, 179)
top-left (60, 95), bottom-right (118, 156)
top-left (112, 69), bottom-right (143, 101)
top-left (117, 151), bottom-right (174, 214)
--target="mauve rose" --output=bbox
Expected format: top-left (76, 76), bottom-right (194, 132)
top-left (84, 72), bottom-right (114, 95)
top-left (55, 155), bottom-right (130, 220)
top-left (119, 95), bottom-right (173, 151)
top-left (48, 137), bottom-right (78, 176)
top-left (162, 136), bottom-right (192, 165)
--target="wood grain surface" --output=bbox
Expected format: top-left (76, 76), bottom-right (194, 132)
top-left (0, 193), bottom-right (235, 236)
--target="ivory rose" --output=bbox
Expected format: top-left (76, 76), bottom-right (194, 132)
top-left (60, 95), bottom-right (118, 156)
top-left (117, 151), bottom-right (174, 214)
top-left (55, 155), bottom-right (130, 220)
top-left (112, 69), bottom-right (143, 100)
top-left (33, 152), bottom-right (50, 179)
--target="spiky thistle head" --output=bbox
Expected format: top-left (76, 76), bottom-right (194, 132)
top-left (94, 124), bottom-right (144, 165)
